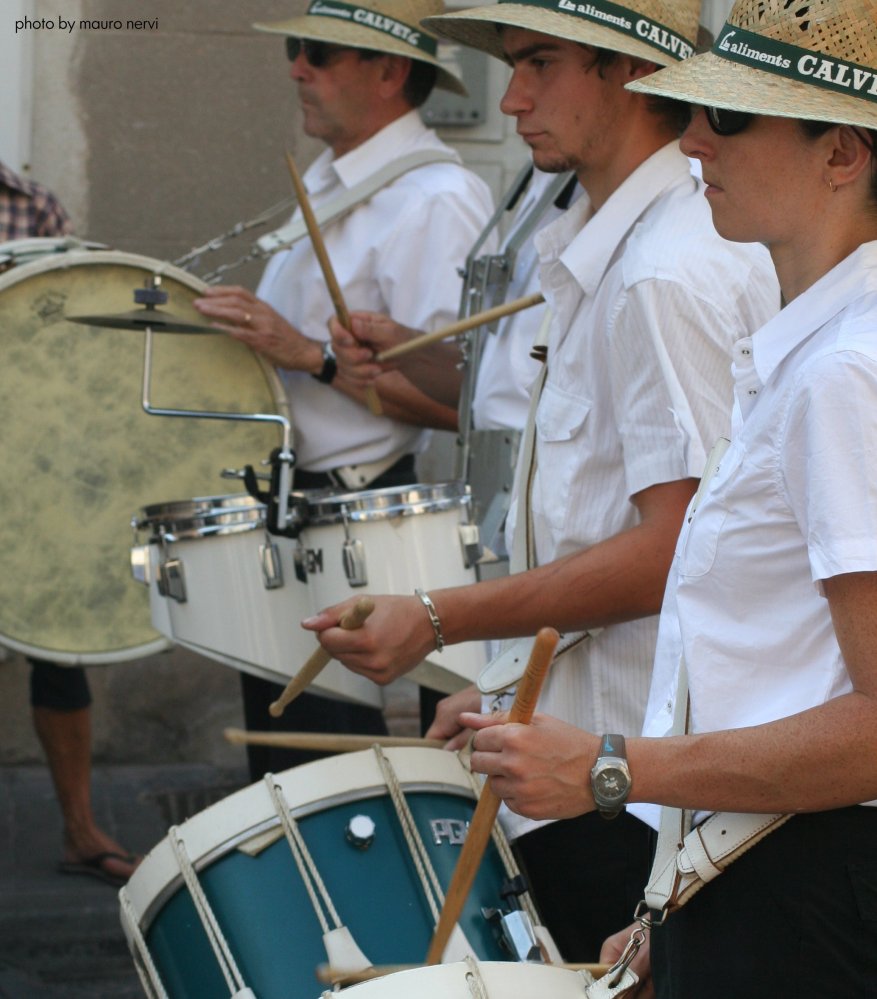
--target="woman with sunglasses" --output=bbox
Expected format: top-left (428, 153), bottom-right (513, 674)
top-left (461, 0), bottom-right (877, 994)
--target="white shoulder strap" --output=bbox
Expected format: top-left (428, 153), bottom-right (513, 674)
top-left (644, 440), bottom-right (792, 916)
top-left (256, 149), bottom-right (460, 254)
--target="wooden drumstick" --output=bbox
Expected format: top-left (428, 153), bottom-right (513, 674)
top-left (268, 597), bottom-right (374, 718)
top-left (224, 728), bottom-right (444, 752)
top-left (316, 961), bottom-right (611, 985)
top-left (425, 626), bottom-right (559, 965)
top-left (375, 293), bottom-right (545, 362)
top-left (284, 150), bottom-right (382, 416)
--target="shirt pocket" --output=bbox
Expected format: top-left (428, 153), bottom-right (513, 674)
top-left (532, 382), bottom-right (593, 546)
top-left (676, 438), bottom-right (744, 579)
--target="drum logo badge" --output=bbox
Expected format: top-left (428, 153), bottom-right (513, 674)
top-left (430, 818), bottom-right (470, 846)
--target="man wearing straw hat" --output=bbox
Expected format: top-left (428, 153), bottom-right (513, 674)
top-left (305, 0), bottom-right (780, 960)
top-left (193, 0), bottom-right (494, 780)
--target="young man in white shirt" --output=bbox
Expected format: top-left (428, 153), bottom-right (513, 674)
top-left (305, 0), bottom-right (780, 958)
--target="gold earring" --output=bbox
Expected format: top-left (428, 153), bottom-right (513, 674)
top-left (827, 176), bottom-right (837, 193)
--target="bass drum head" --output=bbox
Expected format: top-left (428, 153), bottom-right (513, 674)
top-left (0, 247), bottom-right (288, 664)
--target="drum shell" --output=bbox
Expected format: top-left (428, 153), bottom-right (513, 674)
top-left (300, 483), bottom-right (487, 694)
top-left (0, 244), bottom-right (286, 664)
top-left (134, 494), bottom-right (382, 707)
top-left (121, 748), bottom-right (515, 999)
top-left (328, 960), bottom-right (590, 998)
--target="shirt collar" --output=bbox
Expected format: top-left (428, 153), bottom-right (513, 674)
top-left (304, 109), bottom-right (428, 195)
top-left (751, 242), bottom-right (877, 384)
top-left (542, 142), bottom-right (695, 296)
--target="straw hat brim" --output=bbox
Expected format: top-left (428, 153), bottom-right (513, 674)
top-left (253, 17), bottom-right (467, 95)
top-left (423, 4), bottom-right (687, 68)
top-left (629, 49), bottom-right (877, 131)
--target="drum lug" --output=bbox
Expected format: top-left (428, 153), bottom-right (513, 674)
top-left (458, 523), bottom-right (483, 568)
top-left (343, 539), bottom-right (368, 588)
top-left (158, 558), bottom-right (187, 603)
top-left (130, 544), bottom-right (151, 585)
top-left (259, 538), bottom-right (284, 590)
top-left (482, 875), bottom-right (543, 963)
top-left (340, 505), bottom-right (368, 587)
top-left (293, 541), bottom-right (309, 583)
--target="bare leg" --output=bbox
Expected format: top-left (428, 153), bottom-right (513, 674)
top-left (31, 704), bottom-right (138, 882)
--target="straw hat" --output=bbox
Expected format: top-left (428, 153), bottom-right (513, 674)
top-left (422, 0), bottom-right (700, 68)
top-left (254, 0), bottom-right (466, 94)
top-left (629, 0), bottom-right (877, 129)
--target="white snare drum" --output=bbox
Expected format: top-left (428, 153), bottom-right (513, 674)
top-left (133, 494), bottom-right (382, 706)
top-left (300, 483), bottom-right (487, 694)
top-left (120, 748), bottom-right (527, 999)
top-left (324, 960), bottom-right (591, 999)
top-left (0, 245), bottom-right (286, 664)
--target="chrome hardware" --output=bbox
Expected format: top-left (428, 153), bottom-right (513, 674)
top-left (458, 523), bottom-right (482, 569)
top-left (259, 537), bottom-right (284, 590)
top-left (341, 505), bottom-right (368, 587)
top-left (158, 558), bottom-right (187, 603)
top-left (345, 814), bottom-right (376, 850)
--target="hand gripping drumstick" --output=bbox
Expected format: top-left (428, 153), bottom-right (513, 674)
top-left (375, 292), bottom-right (545, 362)
top-left (425, 626), bottom-right (559, 965)
top-left (284, 150), bottom-right (382, 416)
top-left (268, 597), bottom-right (374, 718)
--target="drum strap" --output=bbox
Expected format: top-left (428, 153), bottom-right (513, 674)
top-left (255, 149), bottom-right (461, 255)
top-left (642, 652), bottom-right (791, 916)
top-left (592, 442), bottom-right (793, 997)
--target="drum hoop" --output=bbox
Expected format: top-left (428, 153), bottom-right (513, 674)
top-left (136, 494), bottom-right (268, 540)
top-left (136, 777), bottom-right (476, 933)
top-left (0, 248), bottom-right (289, 663)
top-left (305, 480), bottom-right (471, 527)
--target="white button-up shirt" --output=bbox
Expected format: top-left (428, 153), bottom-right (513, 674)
top-left (501, 143), bottom-right (780, 840)
top-left (634, 243), bottom-right (877, 831)
top-left (472, 168), bottom-right (575, 432)
top-left (257, 110), bottom-right (494, 471)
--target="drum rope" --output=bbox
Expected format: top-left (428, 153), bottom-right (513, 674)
top-left (464, 955), bottom-right (491, 999)
top-left (169, 826), bottom-right (249, 995)
top-left (264, 774), bottom-right (343, 935)
top-left (119, 890), bottom-right (171, 999)
top-left (373, 747), bottom-right (445, 924)
top-left (464, 769), bottom-right (541, 927)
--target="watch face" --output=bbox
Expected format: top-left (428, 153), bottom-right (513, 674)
top-left (594, 765), bottom-right (630, 804)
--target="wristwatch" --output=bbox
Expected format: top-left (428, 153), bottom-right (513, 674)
top-left (312, 340), bottom-right (337, 384)
top-left (590, 733), bottom-right (632, 819)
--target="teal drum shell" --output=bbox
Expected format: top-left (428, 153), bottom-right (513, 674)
top-left (142, 786), bottom-right (511, 997)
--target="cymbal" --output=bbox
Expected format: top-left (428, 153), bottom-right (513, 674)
top-left (67, 306), bottom-right (218, 334)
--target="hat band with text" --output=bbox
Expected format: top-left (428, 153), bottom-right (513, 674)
top-left (305, 0), bottom-right (437, 55)
top-left (714, 22), bottom-right (877, 104)
top-left (498, 0), bottom-right (694, 61)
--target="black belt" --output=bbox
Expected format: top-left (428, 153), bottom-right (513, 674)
top-left (293, 454), bottom-right (416, 492)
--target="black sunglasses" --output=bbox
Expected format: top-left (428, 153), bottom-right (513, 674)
top-left (704, 105), bottom-right (754, 137)
top-left (285, 36), bottom-right (351, 67)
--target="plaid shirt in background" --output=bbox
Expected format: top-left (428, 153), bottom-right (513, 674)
top-left (0, 161), bottom-right (72, 240)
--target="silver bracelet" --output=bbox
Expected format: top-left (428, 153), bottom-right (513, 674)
top-left (414, 588), bottom-right (444, 652)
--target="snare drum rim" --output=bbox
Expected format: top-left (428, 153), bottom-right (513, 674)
top-left (304, 480), bottom-right (471, 526)
top-left (136, 493), bottom-right (268, 541)
top-left (123, 748), bottom-right (480, 933)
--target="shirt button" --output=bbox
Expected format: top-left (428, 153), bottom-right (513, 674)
top-left (748, 389), bottom-right (758, 395)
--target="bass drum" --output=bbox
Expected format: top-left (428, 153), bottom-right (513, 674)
top-left (0, 243), bottom-right (287, 664)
